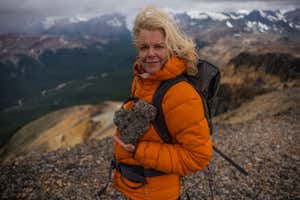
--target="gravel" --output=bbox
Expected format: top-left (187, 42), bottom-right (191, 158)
top-left (1, 109), bottom-right (299, 200)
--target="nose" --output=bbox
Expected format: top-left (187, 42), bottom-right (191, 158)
top-left (147, 47), bottom-right (155, 57)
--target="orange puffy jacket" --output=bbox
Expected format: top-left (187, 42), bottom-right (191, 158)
top-left (113, 56), bottom-right (213, 200)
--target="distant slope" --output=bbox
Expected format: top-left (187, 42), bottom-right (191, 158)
top-left (214, 87), bottom-right (300, 124)
top-left (199, 34), bottom-right (300, 68)
top-left (211, 51), bottom-right (300, 116)
top-left (0, 101), bottom-right (121, 163)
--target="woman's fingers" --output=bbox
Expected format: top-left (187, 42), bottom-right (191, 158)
top-left (113, 134), bottom-right (126, 146)
top-left (125, 144), bottom-right (135, 152)
top-left (113, 134), bottom-right (135, 153)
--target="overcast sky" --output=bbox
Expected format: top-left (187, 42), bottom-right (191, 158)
top-left (1, 0), bottom-right (299, 16)
top-left (0, 0), bottom-right (299, 30)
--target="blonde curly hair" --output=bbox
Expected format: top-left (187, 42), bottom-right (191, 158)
top-left (133, 6), bottom-right (199, 75)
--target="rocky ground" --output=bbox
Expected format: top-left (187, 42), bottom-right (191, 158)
top-left (0, 108), bottom-right (299, 200)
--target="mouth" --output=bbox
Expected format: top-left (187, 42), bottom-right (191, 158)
top-left (145, 61), bottom-right (160, 64)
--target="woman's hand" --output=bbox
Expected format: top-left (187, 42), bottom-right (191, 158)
top-left (113, 134), bottom-right (136, 153)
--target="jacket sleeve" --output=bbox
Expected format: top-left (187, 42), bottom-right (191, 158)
top-left (133, 82), bottom-right (213, 176)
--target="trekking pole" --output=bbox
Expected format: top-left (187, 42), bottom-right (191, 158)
top-left (213, 145), bottom-right (249, 176)
top-left (204, 166), bottom-right (215, 200)
top-left (95, 159), bottom-right (115, 198)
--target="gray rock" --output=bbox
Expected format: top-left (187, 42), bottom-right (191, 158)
top-left (113, 100), bottom-right (157, 144)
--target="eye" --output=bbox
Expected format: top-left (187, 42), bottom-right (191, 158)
top-left (154, 44), bottom-right (165, 49)
top-left (139, 45), bottom-right (148, 50)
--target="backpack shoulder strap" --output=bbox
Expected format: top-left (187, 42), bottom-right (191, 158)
top-left (152, 75), bottom-right (187, 144)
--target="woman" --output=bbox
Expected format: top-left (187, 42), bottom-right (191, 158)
top-left (112, 6), bottom-right (212, 200)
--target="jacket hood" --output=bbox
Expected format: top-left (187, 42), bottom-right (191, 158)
top-left (133, 56), bottom-right (187, 81)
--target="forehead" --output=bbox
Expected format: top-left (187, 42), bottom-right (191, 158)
top-left (137, 29), bottom-right (165, 44)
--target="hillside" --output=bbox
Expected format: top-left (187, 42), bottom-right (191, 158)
top-left (0, 87), bottom-right (299, 199)
top-left (198, 34), bottom-right (300, 68)
top-left (0, 101), bottom-right (121, 163)
top-left (206, 51), bottom-right (299, 118)
top-left (214, 87), bottom-right (300, 124)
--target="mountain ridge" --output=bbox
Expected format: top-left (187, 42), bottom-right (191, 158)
top-left (1, 9), bottom-right (299, 35)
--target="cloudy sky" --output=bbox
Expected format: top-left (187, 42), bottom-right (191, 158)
top-left (0, 0), bottom-right (299, 31)
top-left (1, 0), bottom-right (299, 16)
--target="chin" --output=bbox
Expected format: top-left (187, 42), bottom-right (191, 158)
top-left (145, 63), bottom-right (162, 74)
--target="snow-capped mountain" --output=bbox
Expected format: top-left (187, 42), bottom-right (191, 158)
top-left (1, 9), bottom-right (299, 65)
top-left (44, 13), bottom-right (128, 39)
top-left (176, 9), bottom-right (300, 38)
top-left (1, 9), bottom-right (298, 38)
top-left (0, 13), bottom-right (129, 39)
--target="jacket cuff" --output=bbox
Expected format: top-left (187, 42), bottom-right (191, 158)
top-left (133, 142), bottom-right (144, 160)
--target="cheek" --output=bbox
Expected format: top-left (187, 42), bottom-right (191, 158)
top-left (159, 49), bottom-right (169, 60)
top-left (137, 49), bottom-right (169, 61)
top-left (138, 51), bottom-right (146, 59)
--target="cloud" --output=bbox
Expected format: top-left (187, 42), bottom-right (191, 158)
top-left (0, 0), bottom-right (299, 17)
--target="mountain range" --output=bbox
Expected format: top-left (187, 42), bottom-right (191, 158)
top-left (180, 9), bottom-right (300, 36)
top-left (2, 9), bottom-right (299, 68)
top-left (1, 9), bottom-right (299, 73)
top-left (1, 9), bottom-right (299, 36)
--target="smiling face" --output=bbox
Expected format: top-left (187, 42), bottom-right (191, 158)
top-left (137, 29), bottom-right (170, 74)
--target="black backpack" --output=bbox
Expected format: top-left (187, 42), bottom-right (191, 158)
top-left (152, 59), bottom-right (248, 175)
